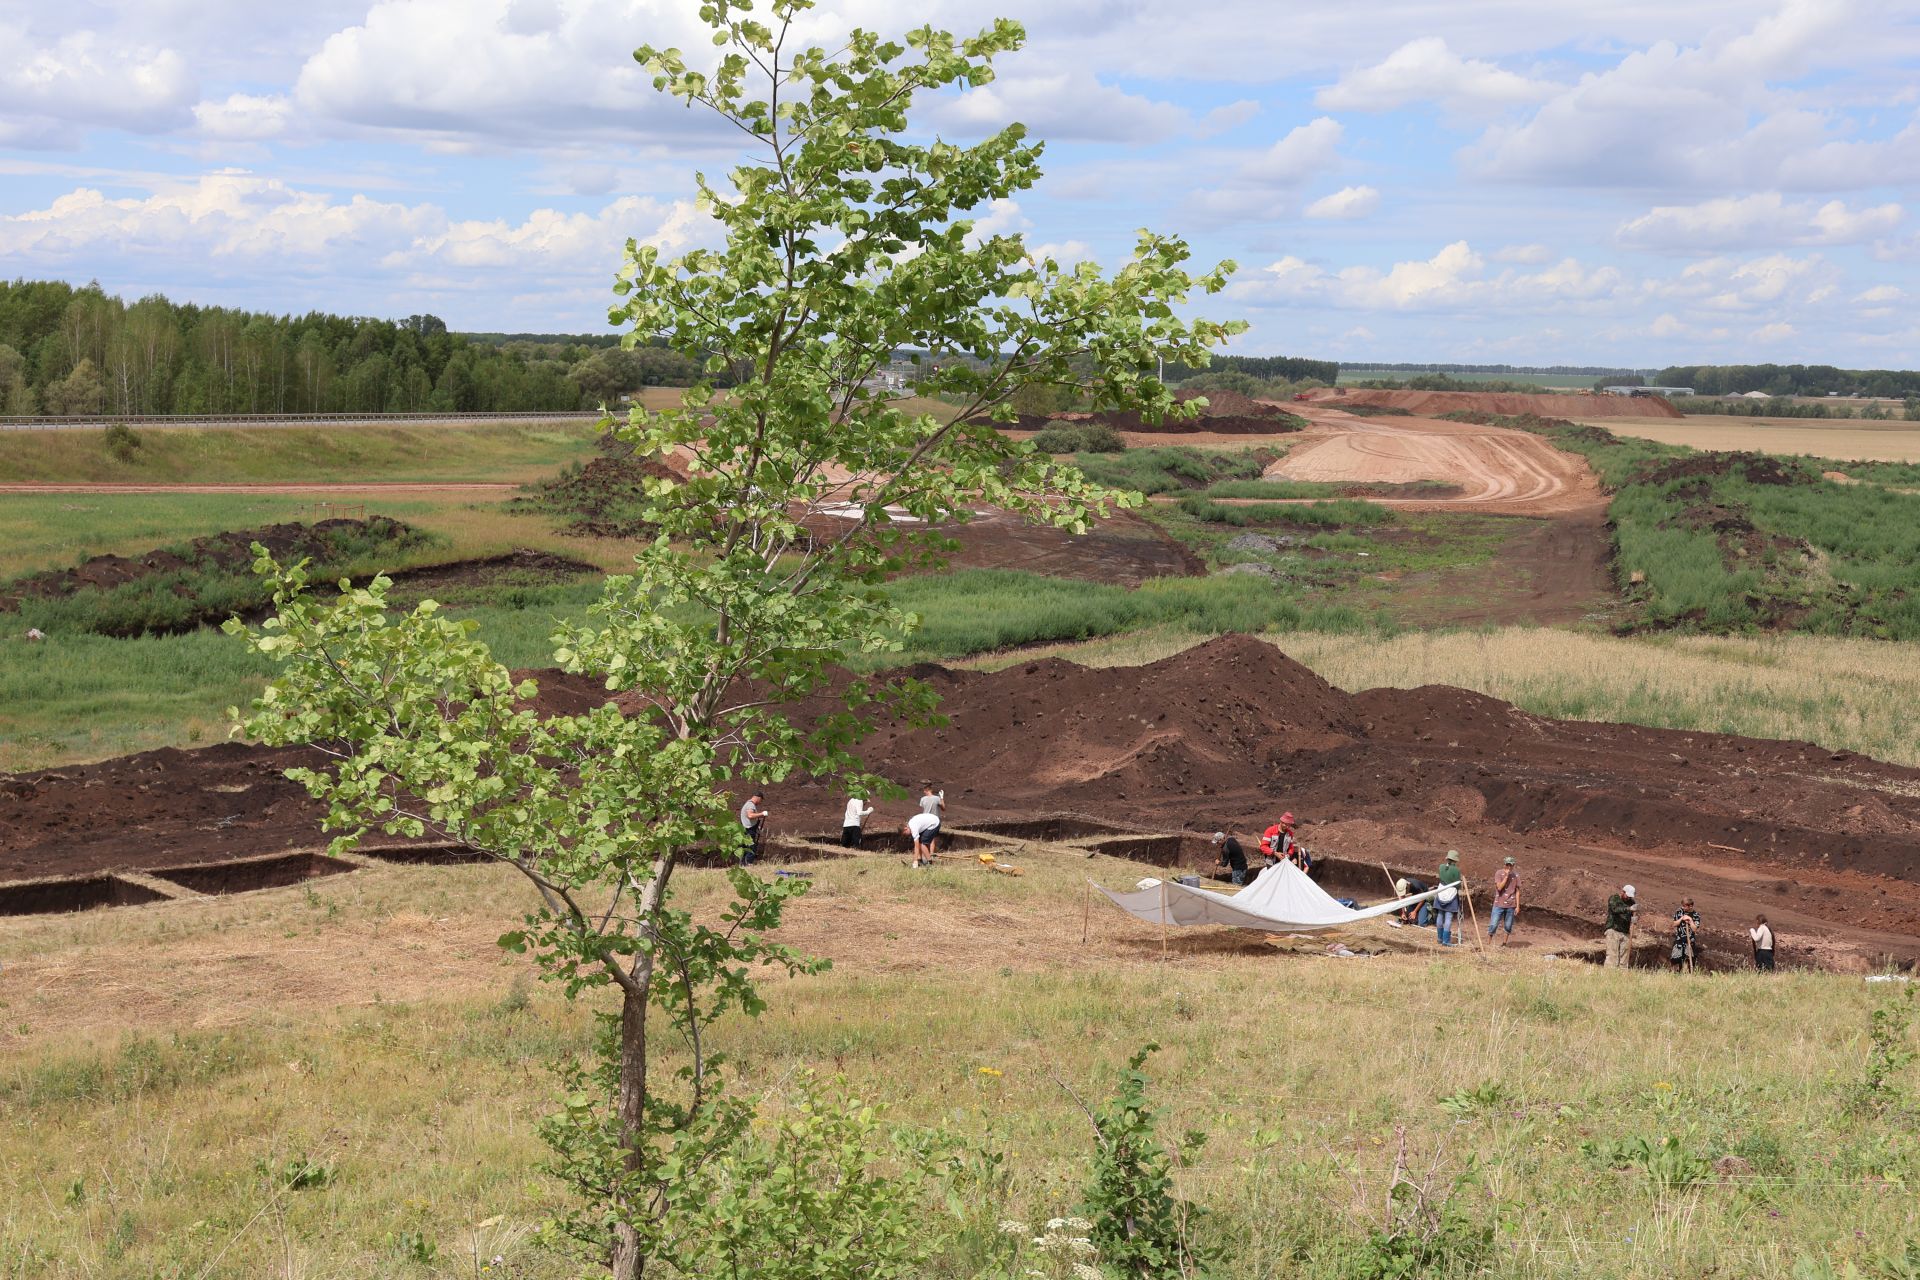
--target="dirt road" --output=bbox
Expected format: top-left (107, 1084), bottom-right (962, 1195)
top-left (0, 482), bottom-right (519, 495)
top-left (1269, 408), bottom-right (1605, 516)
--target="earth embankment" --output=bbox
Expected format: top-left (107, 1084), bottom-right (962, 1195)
top-left (5, 635), bottom-right (1916, 969)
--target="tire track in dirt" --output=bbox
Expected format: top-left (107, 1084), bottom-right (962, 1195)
top-left (1268, 409), bottom-right (1604, 516)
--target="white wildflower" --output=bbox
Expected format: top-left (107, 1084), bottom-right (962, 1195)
top-left (1045, 1217), bottom-right (1069, 1231)
top-left (1065, 1217), bottom-right (1093, 1231)
top-left (1070, 1238), bottom-right (1096, 1255)
top-left (998, 1220), bottom-right (1030, 1235)
top-left (1073, 1265), bottom-right (1103, 1280)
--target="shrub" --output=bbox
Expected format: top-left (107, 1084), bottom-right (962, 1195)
top-left (1071, 446), bottom-right (1266, 495)
top-left (1031, 422), bottom-right (1126, 453)
top-left (102, 422), bottom-right (141, 462)
top-left (660, 1080), bottom-right (963, 1280)
top-left (1176, 496), bottom-right (1392, 528)
top-left (1078, 1044), bottom-right (1217, 1280)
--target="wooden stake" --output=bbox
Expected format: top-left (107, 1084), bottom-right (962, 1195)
top-left (1462, 875), bottom-right (1489, 958)
top-left (1081, 878), bottom-right (1091, 944)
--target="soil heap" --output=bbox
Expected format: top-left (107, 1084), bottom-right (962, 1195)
top-left (7, 634), bottom-right (1920, 966)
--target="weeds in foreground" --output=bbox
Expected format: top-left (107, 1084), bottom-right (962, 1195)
top-left (1072, 1043), bottom-right (1218, 1280)
top-left (1847, 984), bottom-right (1917, 1115)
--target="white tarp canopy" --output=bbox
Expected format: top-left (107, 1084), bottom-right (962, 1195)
top-left (1093, 861), bottom-right (1445, 934)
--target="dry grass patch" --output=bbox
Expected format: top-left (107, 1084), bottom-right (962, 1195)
top-left (1588, 416), bottom-right (1920, 462)
top-left (1, 841), bottom-right (1914, 1278)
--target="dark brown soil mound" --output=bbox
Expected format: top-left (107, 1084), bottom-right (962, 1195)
top-left (512, 439), bottom-right (684, 537)
top-left (1637, 452), bottom-right (1808, 488)
top-left (383, 550), bottom-right (602, 596)
top-left (0, 518), bottom-right (414, 613)
top-left (860, 635), bottom-right (1359, 802)
top-left (9, 634), bottom-right (1920, 965)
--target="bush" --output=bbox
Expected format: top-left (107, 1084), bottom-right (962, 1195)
top-left (1072, 446), bottom-right (1266, 495)
top-left (1080, 1044), bottom-right (1217, 1280)
top-left (1176, 496), bottom-right (1392, 528)
top-left (661, 1080), bottom-right (967, 1279)
top-left (102, 423), bottom-right (141, 463)
top-left (1030, 422), bottom-right (1126, 454)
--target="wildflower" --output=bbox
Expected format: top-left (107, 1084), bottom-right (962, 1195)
top-left (1046, 1217), bottom-right (1068, 1230)
top-left (1073, 1266), bottom-right (1103, 1280)
top-left (1070, 1238), bottom-right (1096, 1255)
top-left (1653, 1081), bottom-right (1673, 1091)
top-left (997, 1220), bottom-right (1029, 1235)
top-left (1065, 1217), bottom-right (1092, 1231)
top-left (978, 1066), bottom-right (1003, 1078)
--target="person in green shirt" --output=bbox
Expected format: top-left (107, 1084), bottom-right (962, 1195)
top-left (1603, 884), bottom-right (1637, 968)
top-left (1434, 850), bottom-right (1464, 946)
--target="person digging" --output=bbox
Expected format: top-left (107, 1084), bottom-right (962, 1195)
top-left (1749, 915), bottom-right (1776, 972)
top-left (1670, 898), bottom-right (1703, 973)
top-left (738, 791), bottom-right (769, 865)
top-left (1487, 856), bottom-right (1520, 946)
top-left (1433, 850), bottom-right (1464, 947)
top-left (1212, 831), bottom-right (1248, 886)
top-left (904, 810), bottom-right (941, 868)
top-left (1603, 884), bottom-right (1637, 968)
top-left (841, 792), bottom-right (873, 850)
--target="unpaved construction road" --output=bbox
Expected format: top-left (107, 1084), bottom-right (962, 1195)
top-left (0, 482), bottom-right (519, 495)
top-left (1270, 407), bottom-right (1604, 516)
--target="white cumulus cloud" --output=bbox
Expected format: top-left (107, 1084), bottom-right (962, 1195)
top-left (1304, 185), bottom-right (1380, 220)
top-left (1189, 117), bottom-right (1346, 225)
top-left (1466, 0), bottom-right (1919, 190)
top-left (1315, 37), bottom-right (1555, 115)
top-left (193, 93), bottom-right (295, 141)
top-left (1618, 193), bottom-right (1903, 251)
top-left (0, 26), bottom-right (196, 147)
top-left (0, 172), bottom-right (706, 291)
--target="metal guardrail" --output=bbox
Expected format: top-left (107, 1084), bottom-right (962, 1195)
top-left (0, 411), bottom-right (609, 430)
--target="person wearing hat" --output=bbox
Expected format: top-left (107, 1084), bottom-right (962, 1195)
top-left (1391, 874), bottom-right (1431, 928)
top-left (1212, 831), bottom-right (1248, 886)
top-left (1433, 850), bottom-right (1464, 946)
top-left (1487, 856), bottom-right (1521, 945)
top-left (1670, 897), bottom-right (1703, 973)
top-left (1603, 884), bottom-right (1637, 968)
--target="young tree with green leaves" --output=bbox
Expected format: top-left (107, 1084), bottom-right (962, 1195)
top-left (229, 2), bottom-right (1240, 1275)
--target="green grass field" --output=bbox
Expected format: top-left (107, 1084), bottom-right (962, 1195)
top-left (0, 420), bottom-right (604, 485)
top-left (2, 853), bottom-right (1915, 1279)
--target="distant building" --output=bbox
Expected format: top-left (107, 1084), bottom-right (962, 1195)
top-left (1602, 385), bottom-right (1693, 397)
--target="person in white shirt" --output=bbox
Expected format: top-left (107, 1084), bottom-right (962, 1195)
top-left (1749, 915), bottom-right (1776, 972)
top-left (904, 810), bottom-right (941, 866)
top-left (738, 792), bottom-right (768, 864)
top-left (842, 794), bottom-right (874, 849)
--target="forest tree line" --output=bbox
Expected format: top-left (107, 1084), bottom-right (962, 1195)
top-left (0, 280), bottom-right (704, 417)
top-left (1654, 363), bottom-right (1920, 398)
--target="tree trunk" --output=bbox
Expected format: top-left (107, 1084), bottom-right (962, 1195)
top-left (610, 982), bottom-right (650, 1280)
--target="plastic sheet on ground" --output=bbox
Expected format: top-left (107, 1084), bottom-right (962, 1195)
top-left (1093, 861), bottom-right (1444, 934)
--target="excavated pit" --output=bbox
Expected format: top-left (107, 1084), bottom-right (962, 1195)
top-left (150, 852), bottom-right (356, 896)
top-left (961, 816), bottom-right (1144, 842)
top-left (353, 843), bottom-right (495, 866)
top-left (860, 830), bottom-right (1001, 856)
top-left (0, 875), bottom-right (171, 916)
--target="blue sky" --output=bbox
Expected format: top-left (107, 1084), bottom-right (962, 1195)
top-left (4, 0), bottom-right (1920, 367)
